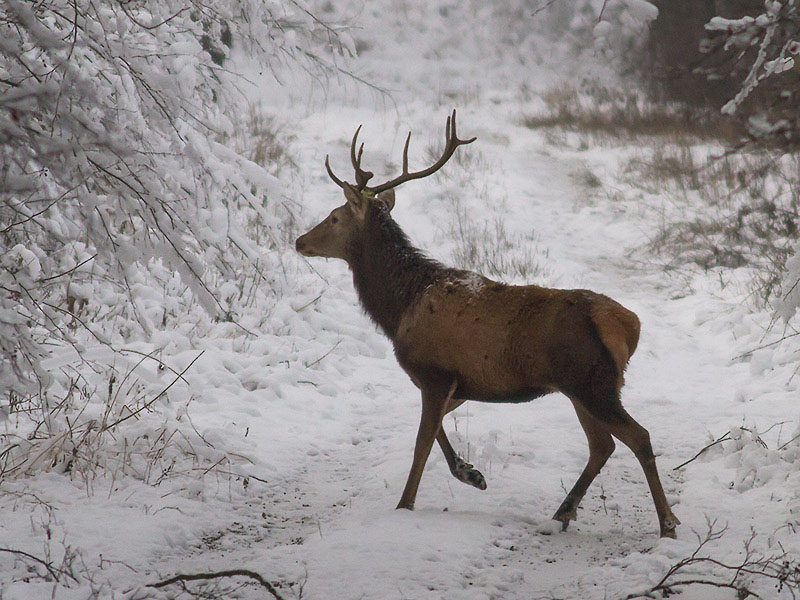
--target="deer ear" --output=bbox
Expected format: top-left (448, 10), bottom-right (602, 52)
top-left (377, 189), bottom-right (395, 212)
top-left (343, 184), bottom-right (368, 218)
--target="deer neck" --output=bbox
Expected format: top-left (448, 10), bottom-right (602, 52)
top-left (348, 205), bottom-right (443, 339)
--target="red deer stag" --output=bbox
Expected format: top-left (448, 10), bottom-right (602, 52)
top-left (295, 111), bottom-right (679, 538)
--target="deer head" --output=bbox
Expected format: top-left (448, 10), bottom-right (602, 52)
top-left (295, 110), bottom-right (476, 261)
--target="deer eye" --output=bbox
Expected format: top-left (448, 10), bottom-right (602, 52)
top-left (330, 216), bottom-right (339, 224)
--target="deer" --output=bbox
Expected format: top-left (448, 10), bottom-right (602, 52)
top-left (295, 110), bottom-right (680, 538)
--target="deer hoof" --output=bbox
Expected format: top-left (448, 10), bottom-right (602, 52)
top-left (552, 495), bottom-right (579, 530)
top-left (660, 516), bottom-right (680, 539)
top-left (453, 459), bottom-right (487, 490)
top-left (660, 527), bottom-right (677, 539)
top-left (552, 508), bottom-right (577, 531)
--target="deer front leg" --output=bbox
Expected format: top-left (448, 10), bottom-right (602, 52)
top-left (396, 387), bottom-right (452, 510)
top-left (434, 396), bottom-right (487, 491)
top-left (437, 430), bottom-right (487, 490)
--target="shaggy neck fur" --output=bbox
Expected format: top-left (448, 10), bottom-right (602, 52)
top-left (347, 203), bottom-right (446, 338)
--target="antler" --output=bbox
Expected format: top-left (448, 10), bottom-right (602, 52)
top-left (324, 110), bottom-right (476, 195)
top-left (325, 125), bottom-right (374, 191)
top-left (368, 110), bottom-right (476, 195)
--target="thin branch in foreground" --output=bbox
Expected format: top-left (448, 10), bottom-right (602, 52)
top-left (304, 339), bottom-right (341, 368)
top-left (531, 0), bottom-right (561, 19)
top-left (0, 546), bottom-right (80, 584)
top-left (38, 253), bottom-right (97, 283)
top-left (673, 422), bottom-right (782, 471)
top-left (673, 431), bottom-right (731, 470)
top-left (623, 521), bottom-right (800, 600)
top-left (148, 569), bottom-right (286, 599)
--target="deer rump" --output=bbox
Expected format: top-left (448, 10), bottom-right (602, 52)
top-left (393, 275), bottom-right (641, 408)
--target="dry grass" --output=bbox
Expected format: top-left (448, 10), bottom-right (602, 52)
top-left (0, 353), bottom-right (236, 490)
top-left (224, 103), bottom-right (302, 257)
top-left (524, 86), bottom-right (744, 144)
top-left (629, 144), bottom-right (800, 305)
top-left (442, 184), bottom-right (549, 283)
top-left (451, 211), bottom-right (547, 281)
top-left (242, 105), bottom-right (297, 176)
top-left (421, 138), bottom-right (549, 283)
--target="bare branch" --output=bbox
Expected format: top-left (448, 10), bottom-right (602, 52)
top-left (148, 569), bottom-right (286, 599)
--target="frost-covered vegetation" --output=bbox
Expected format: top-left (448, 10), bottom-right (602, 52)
top-left (1, 0), bottom-right (800, 598)
top-left (0, 0), bottom-right (352, 478)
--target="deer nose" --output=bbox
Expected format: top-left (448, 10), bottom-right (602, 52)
top-left (295, 236), bottom-right (309, 255)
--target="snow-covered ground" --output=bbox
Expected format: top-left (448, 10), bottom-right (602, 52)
top-left (2, 3), bottom-right (798, 599)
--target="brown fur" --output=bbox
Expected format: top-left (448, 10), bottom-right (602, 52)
top-left (396, 277), bottom-right (641, 402)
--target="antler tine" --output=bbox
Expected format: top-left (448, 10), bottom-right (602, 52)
top-left (350, 125), bottom-right (362, 169)
top-left (325, 155), bottom-right (347, 189)
top-left (402, 131), bottom-right (411, 175)
top-left (357, 143), bottom-right (365, 169)
top-left (366, 109), bottom-right (476, 195)
top-left (347, 125), bottom-right (373, 189)
top-left (451, 109), bottom-right (477, 145)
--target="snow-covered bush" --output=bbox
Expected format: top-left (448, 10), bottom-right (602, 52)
top-left (701, 2), bottom-right (800, 322)
top-left (682, 422), bottom-right (800, 516)
top-left (589, 0), bottom-right (658, 63)
top-left (626, 143), bottom-right (799, 306)
top-left (0, 0), bottom-right (351, 479)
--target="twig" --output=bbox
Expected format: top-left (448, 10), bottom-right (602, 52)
top-left (118, 348), bottom-right (190, 384)
top-left (117, 4), bottom-right (189, 31)
top-left (731, 331), bottom-right (800, 360)
top-left (778, 431), bottom-right (800, 450)
top-left (673, 431), bottom-right (731, 470)
top-left (213, 469), bottom-right (270, 485)
top-left (531, 0), bottom-right (561, 19)
top-left (148, 569), bottom-right (286, 599)
top-left (102, 351), bottom-right (204, 430)
top-left (675, 421), bottom-right (788, 470)
top-left (37, 254), bottom-right (97, 283)
top-left (295, 292), bottom-right (324, 312)
top-left (304, 340), bottom-right (341, 368)
top-left (598, 0), bottom-right (609, 21)
top-left (0, 547), bottom-right (79, 583)
top-left (0, 195), bottom-right (64, 234)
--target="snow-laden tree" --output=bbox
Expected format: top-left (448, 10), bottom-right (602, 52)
top-left (0, 0), bottom-right (354, 478)
top-left (702, 1), bottom-right (800, 323)
top-left (0, 0), bottom-right (352, 396)
top-left (523, 0), bottom-right (659, 66)
top-left (704, 0), bottom-right (799, 135)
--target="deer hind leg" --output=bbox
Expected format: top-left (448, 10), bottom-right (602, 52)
top-left (553, 402), bottom-right (615, 530)
top-left (396, 384), bottom-right (455, 510)
top-left (435, 397), bottom-right (487, 491)
top-left (593, 404), bottom-right (680, 539)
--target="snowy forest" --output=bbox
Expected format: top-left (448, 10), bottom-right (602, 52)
top-left (2, 0), bottom-right (800, 598)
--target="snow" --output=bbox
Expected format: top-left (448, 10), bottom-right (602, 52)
top-left (2, 2), bottom-right (799, 599)
top-left (626, 0), bottom-right (659, 23)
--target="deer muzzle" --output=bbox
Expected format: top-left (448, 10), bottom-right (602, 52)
top-left (295, 234), bottom-right (313, 256)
